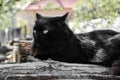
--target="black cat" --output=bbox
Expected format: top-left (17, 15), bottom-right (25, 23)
top-left (32, 13), bottom-right (120, 75)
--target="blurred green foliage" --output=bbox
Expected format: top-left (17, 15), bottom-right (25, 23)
top-left (72, 0), bottom-right (120, 21)
top-left (44, 2), bottom-right (62, 10)
top-left (0, 0), bottom-right (32, 30)
top-left (1, 0), bottom-right (120, 31)
top-left (71, 0), bottom-right (120, 31)
top-left (0, 0), bottom-right (62, 31)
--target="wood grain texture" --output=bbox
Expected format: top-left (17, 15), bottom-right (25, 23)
top-left (0, 59), bottom-right (120, 80)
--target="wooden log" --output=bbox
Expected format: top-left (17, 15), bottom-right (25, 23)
top-left (0, 60), bottom-right (120, 80)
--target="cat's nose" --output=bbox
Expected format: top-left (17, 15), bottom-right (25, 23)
top-left (43, 30), bottom-right (48, 34)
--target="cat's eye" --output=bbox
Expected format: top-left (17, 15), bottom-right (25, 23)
top-left (33, 30), bottom-right (36, 33)
top-left (43, 30), bottom-right (48, 34)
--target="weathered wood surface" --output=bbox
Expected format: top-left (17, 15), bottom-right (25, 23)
top-left (0, 58), bottom-right (120, 80)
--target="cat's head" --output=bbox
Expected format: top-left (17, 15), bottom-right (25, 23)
top-left (33, 12), bottom-right (73, 43)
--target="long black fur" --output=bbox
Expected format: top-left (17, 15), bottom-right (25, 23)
top-left (32, 13), bottom-right (120, 75)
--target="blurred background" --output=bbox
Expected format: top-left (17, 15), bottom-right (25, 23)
top-left (0, 0), bottom-right (120, 64)
top-left (0, 0), bottom-right (120, 45)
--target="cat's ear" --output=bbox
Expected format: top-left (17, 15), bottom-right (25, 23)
top-left (60, 12), bottom-right (69, 21)
top-left (36, 13), bottom-right (42, 19)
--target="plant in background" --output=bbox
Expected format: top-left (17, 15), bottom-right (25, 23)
top-left (0, 0), bottom-right (33, 30)
top-left (44, 2), bottom-right (62, 10)
top-left (15, 18), bottom-right (28, 37)
top-left (71, 0), bottom-right (120, 32)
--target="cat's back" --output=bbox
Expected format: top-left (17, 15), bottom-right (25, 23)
top-left (75, 29), bottom-right (120, 51)
top-left (76, 30), bottom-right (119, 42)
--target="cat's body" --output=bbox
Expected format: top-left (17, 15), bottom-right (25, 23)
top-left (32, 13), bottom-right (120, 75)
top-left (76, 30), bottom-right (120, 66)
